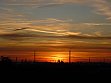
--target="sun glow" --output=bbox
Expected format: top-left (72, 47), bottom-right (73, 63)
top-left (51, 54), bottom-right (65, 62)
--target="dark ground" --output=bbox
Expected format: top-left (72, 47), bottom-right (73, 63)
top-left (0, 61), bottom-right (111, 82)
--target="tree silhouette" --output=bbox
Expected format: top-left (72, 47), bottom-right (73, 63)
top-left (0, 56), bottom-right (12, 64)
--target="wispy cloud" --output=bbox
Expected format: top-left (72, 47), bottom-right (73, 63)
top-left (1, 0), bottom-right (111, 20)
top-left (83, 23), bottom-right (111, 26)
top-left (55, 0), bottom-right (111, 21)
top-left (24, 28), bottom-right (81, 36)
top-left (0, 7), bottom-right (26, 22)
top-left (0, 30), bottom-right (111, 41)
top-left (67, 34), bottom-right (111, 40)
top-left (92, 0), bottom-right (111, 20)
top-left (0, 18), bottom-right (72, 35)
top-left (1, 17), bottom-right (111, 40)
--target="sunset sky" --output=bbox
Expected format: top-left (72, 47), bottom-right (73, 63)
top-left (0, 0), bottom-right (111, 62)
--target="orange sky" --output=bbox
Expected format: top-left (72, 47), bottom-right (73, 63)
top-left (0, 50), bottom-right (111, 62)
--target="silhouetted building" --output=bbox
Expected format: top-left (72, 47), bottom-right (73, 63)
top-left (0, 56), bottom-right (12, 64)
top-left (57, 60), bottom-right (64, 63)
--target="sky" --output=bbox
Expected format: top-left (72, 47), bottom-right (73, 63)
top-left (0, 0), bottom-right (111, 62)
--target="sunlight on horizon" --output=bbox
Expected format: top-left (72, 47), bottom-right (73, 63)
top-left (50, 54), bottom-right (66, 62)
top-left (1, 51), bottom-right (111, 63)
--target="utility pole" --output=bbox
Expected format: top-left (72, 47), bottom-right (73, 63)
top-left (89, 57), bottom-right (90, 63)
top-left (16, 57), bottom-right (18, 62)
top-left (34, 50), bottom-right (36, 62)
top-left (103, 58), bottom-right (105, 63)
top-left (69, 50), bottom-right (71, 63)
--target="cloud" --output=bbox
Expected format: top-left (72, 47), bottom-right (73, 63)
top-left (37, 3), bottom-right (64, 8)
top-left (16, 0), bottom-right (111, 21)
top-left (1, 15), bottom-right (111, 40)
top-left (0, 30), bottom-right (111, 41)
top-left (55, 0), bottom-right (111, 21)
top-left (0, 18), bottom-right (72, 34)
top-left (54, 0), bottom-right (88, 4)
top-left (5, 0), bottom-right (88, 9)
top-left (13, 27), bottom-right (28, 31)
top-left (83, 23), bottom-right (111, 26)
top-left (1, 17), bottom-right (111, 40)
top-left (24, 28), bottom-right (81, 36)
top-left (33, 18), bottom-right (71, 24)
top-left (0, 7), bottom-right (26, 23)
top-left (1, 0), bottom-right (111, 52)
top-left (94, 31), bottom-right (102, 36)
top-left (91, 0), bottom-right (111, 20)
top-left (2, 0), bottom-right (111, 21)
top-left (67, 34), bottom-right (111, 40)
top-left (0, 18), bottom-right (71, 25)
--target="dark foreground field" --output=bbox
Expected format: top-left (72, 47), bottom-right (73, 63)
top-left (0, 61), bottom-right (111, 82)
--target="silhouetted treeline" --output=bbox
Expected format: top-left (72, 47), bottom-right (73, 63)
top-left (1, 56), bottom-right (111, 72)
top-left (1, 56), bottom-right (111, 82)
